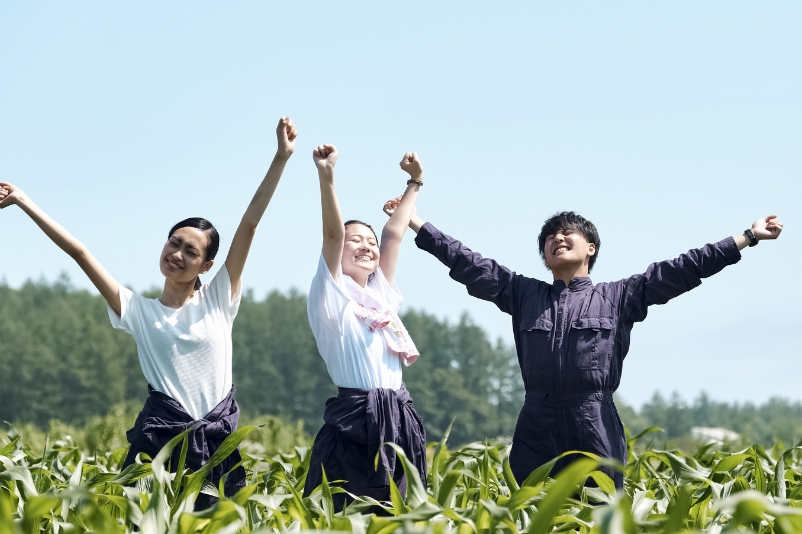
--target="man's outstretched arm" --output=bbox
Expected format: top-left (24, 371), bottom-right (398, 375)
top-left (382, 200), bottom-right (527, 315)
top-left (622, 214), bottom-right (784, 322)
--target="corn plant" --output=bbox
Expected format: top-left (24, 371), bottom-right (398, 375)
top-left (1, 420), bottom-right (802, 533)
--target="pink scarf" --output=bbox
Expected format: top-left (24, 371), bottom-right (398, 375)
top-left (344, 275), bottom-right (420, 365)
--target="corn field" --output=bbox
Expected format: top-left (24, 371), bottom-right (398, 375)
top-left (1, 421), bottom-right (802, 534)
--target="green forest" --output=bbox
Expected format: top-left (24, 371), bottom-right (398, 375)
top-left (1, 275), bottom-right (801, 447)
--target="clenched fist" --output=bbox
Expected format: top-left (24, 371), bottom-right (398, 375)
top-left (0, 182), bottom-right (27, 209)
top-left (276, 117), bottom-right (298, 158)
top-left (400, 152), bottom-right (423, 180)
top-left (751, 215), bottom-right (783, 241)
top-left (313, 144), bottom-right (339, 180)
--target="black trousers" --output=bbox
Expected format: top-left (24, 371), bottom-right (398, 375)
top-left (303, 383), bottom-right (427, 509)
top-left (509, 390), bottom-right (627, 488)
top-left (124, 386), bottom-right (246, 509)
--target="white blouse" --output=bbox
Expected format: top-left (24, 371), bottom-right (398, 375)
top-left (108, 266), bottom-right (242, 420)
top-left (307, 254), bottom-right (405, 390)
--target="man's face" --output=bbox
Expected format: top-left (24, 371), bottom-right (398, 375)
top-left (543, 229), bottom-right (595, 272)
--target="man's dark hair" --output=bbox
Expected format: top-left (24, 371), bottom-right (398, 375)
top-left (537, 211), bottom-right (601, 272)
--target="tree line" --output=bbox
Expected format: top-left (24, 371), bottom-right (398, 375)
top-left (1, 275), bottom-right (800, 447)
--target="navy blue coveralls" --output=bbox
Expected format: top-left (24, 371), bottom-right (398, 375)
top-left (415, 222), bottom-right (741, 488)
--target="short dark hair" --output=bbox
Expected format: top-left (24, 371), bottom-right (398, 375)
top-left (344, 219), bottom-right (378, 240)
top-left (537, 211), bottom-right (601, 272)
top-left (168, 217), bottom-right (220, 290)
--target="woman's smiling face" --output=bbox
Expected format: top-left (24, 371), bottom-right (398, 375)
top-left (341, 223), bottom-right (380, 282)
top-left (159, 226), bottom-right (214, 285)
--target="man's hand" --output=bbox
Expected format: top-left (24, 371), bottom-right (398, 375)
top-left (0, 182), bottom-right (27, 209)
top-left (383, 196), bottom-right (402, 217)
top-left (399, 152), bottom-right (423, 180)
top-left (313, 144), bottom-right (338, 181)
top-left (276, 117), bottom-right (298, 159)
top-left (752, 214), bottom-right (783, 241)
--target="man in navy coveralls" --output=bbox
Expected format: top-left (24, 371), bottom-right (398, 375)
top-left (383, 180), bottom-right (783, 488)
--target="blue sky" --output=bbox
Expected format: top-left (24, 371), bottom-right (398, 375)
top-left (1, 2), bottom-right (800, 407)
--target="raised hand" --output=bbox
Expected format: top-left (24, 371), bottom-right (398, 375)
top-left (313, 144), bottom-right (339, 179)
top-left (751, 214), bottom-right (784, 241)
top-left (383, 196), bottom-right (403, 217)
top-left (276, 117), bottom-right (298, 158)
top-left (399, 152), bottom-right (423, 180)
top-left (0, 182), bottom-right (27, 209)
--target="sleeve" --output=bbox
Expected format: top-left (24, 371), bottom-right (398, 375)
top-left (207, 265), bottom-right (243, 321)
top-left (107, 285), bottom-right (137, 335)
top-left (370, 266), bottom-right (404, 313)
top-left (307, 253), bottom-right (352, 335)
top-left (621, 237), bottom-right (742, 323)
top-left (414, 222), bottom-right (522, 315)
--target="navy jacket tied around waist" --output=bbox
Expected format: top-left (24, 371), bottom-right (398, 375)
top-left (304, 383), bottom-right (427, 501)
top-left (415, 222), bottom-right (742, 487)
top-left (124, 385), bottom-right (246, 504)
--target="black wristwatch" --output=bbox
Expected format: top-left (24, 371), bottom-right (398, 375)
top-left (744, 229), bottom-right (758, 247)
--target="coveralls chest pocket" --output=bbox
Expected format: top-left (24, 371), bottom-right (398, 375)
top-left (519, 315), bottom-right (553, 370)
top-left (570, 316), bottom-right (615, 370)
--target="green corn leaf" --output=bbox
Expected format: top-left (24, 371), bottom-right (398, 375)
top-left (0, 466), bottom-right (38, 497)
top-left (381, 442), bottom-right (427, 508)
top-left (436, 470), bottom-right (461, 508)
top-left (527, 458), bottom-right (604, 534)
top-left (431, 417), bottom-right (455, 498)
top-left (712, 453), bottom-right (751, 475)
top-left (505, 486), bottom-right (543, 511)
top-left (320, 467), bottom-right (334, 525)
top-left (587, 470), bottom-right (616, 495)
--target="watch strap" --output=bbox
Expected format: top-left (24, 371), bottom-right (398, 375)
top-left (744, 229), bottom-right (758, 247)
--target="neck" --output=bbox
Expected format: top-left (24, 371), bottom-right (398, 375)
top-left (551, 264), bottom-right (590, 286)
top-left (347, 270), bottom-right (370, 288)
top-left (159, 278), bottom-right (197, 308)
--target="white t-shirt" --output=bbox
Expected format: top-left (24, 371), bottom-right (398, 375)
top-left (307, 254), bottom-right (405, 391)
top-left (107, 266), bottom-right (242, 420)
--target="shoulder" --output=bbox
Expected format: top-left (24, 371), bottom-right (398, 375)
top-left (119, 285), bottom-right (147, 309)
top-left (591, 282), bottom-right (619, 305)
top-left (517, 273), bottom-right (550, 294)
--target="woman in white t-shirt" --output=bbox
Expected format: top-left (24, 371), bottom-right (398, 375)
top-left (0, 117), bottom-right (299, 507)
top-left (303, 144), bottom-right (427, 509)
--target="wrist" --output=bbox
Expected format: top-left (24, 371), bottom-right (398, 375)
top-left (744, 228), bottom-right (759, 246)
top-left (409, 215), bottom-right (423, 233)
top-left (274, 150), bottom-right (292, 163)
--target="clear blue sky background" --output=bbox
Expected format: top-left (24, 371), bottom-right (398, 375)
top-left (2, 2), bottom-right (799, 408)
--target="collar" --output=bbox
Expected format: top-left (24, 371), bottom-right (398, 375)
top-left (552, 277), bottom-right (593, 292)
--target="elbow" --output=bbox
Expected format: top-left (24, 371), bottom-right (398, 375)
top-left (68, 243), bottom-right (89, 261)
top-left (381, 227), bottom-right (402, 243)
top-left (241, 218), bottom-right (259, 235)
top-left (240, 210), bottom-right (260, 233)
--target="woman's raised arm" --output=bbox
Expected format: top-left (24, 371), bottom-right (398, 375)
top-left (225, 117), bottom-right (297, 296)
top-left (0, 182), bottom-right (122, 315)
top-left (379, 152), bottom-right (423, 284)
top-left (314, 144), bottom-right (344, 279)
